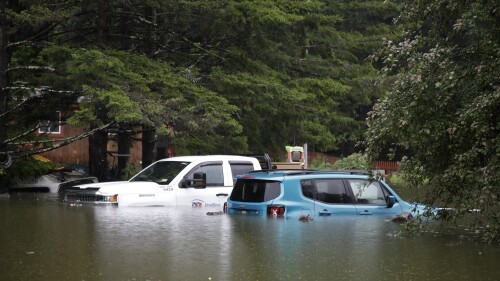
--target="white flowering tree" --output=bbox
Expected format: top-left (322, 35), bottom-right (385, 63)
top-left (366, 0), bottom-right (499, 241)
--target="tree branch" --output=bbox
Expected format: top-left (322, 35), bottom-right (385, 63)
top-left (2, 86), bottom-right (78, 95)
top-left (0, 86), bottom-right (80, 119)
top-left (4, 122), bottom-right (48, 144)
top-left (9, 122), bottom-right (115, 159)
top-left (6, 66), bottom-right (55, 73)
top-left (6, 40), bottom-right (50, 49)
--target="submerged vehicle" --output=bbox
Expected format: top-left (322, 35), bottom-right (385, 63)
top-left (11, 168), bottom-right (98, 194)
top-left (64, 155), bottom-right (268, 207)
top-left (226, 170), bottom-right (434, 219)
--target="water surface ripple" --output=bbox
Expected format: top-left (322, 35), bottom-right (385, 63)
top-left (1, 193), bottom-right (499, 281)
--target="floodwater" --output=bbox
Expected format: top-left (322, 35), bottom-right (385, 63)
top-left (1, 193), bottom-right (499, 281)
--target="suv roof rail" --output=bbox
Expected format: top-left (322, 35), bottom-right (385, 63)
top-left (245, 169), bottom-right (370, 176)
top-left (315, 170), bottom-right (370, 175)
top-left (245, 169), bottom-right (316, 175)
top-left (282, 170), bottom-right (370, 176)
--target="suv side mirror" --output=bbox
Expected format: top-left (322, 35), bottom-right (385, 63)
top-left (386, 195), bottom-right (396, 208)
top-left (182, 172), bottom-right (207, 189)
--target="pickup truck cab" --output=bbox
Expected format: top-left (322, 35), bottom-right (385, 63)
top-left (64, 155), bottom-right (265, 207)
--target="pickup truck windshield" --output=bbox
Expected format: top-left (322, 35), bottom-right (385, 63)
top-left (129, 161), bottom-right (191, 184)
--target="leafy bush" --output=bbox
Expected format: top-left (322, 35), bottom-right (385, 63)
top-left (308, 153), bottom-right (372, 171)
top-left (308, 156), bottom-right (333, 170)
top-left (365, 0), bottom-right (499, 243)
top-left (0, 157), bottom-right (54, 193)
top-left (331, 153), bottom-right (371, 171)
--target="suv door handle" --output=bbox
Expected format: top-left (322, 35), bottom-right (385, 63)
top-left (216, 193), bottom-right (229, 197)
top-left (318, 209), bottom-right (331, 216)
top-left (359, 210), bottom-right (372, 215)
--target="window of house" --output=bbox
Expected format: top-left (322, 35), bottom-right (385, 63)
top-left (39, 111), bottom-right (62, 134)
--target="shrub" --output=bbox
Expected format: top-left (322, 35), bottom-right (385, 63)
top-left (331, 153), bottom-right (371, 171)
top-left (0, 156), bottom-right (54, 193)
top-left (308, 156), bottom-right (333, 170)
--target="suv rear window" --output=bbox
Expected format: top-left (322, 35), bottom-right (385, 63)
top-left (230, 179), bottom-right (281, 202)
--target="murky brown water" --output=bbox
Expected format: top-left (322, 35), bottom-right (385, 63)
top-left (1, 193), bottom-right (499, 281)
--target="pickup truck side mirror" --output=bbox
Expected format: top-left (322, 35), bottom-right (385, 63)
top-left (182, 172), bottom-right (207, 189)
top-left (192, 172), bottom-right (207, 189)
top-left (386, 195), bottom-right (396, 208)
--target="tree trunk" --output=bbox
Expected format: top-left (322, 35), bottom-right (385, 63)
top-left (142, 125), bottom-right (156, 168)
top-left (0, 0), bottom-right (10, 158)
top-left (117, 129), bottom-right (130, 179)
top-left (120, 1), bottom-right (132, 51)
top-left (97, 0), bottom-right (109, 44)
top-left (88, 130), bottom-right (108, 181)
top-left (88, 0), bottom-right (110, 180)
top-left (115, 1), bottom-right (133, 178)
top-left (140, 6), bottom-right (158, 169)
top-left (145, 6), bottom-right (157, 55)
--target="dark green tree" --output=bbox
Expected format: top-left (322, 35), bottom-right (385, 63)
top-left (366, 0), bottom-right (499, 241)
top-left (0, 1), bottom-right (250, 181)
top-left (200, 0), bottom-right (401, 157)
top-left (2, 0), bottom-right (403, 184)
top-left (59, 0), bottom-right (399, 159)
top-left (0, 1), bottom-right (114, 166)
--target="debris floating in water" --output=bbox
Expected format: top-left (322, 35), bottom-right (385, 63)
top-left (299, 214), bottom-right (313, 222)
top-left (206, 211), bottom-right (224, 216)
top-left (391, 212), bottom-right (413, 223)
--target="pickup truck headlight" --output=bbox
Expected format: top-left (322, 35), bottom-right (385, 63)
top-left (106, 195), bottom-right (118, 203)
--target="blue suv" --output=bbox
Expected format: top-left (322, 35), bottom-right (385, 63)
top-left (226, 170), bottom-right (430, 219)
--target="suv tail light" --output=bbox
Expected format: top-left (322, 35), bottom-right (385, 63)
top-left (267, 205), bottom-right (285, 217)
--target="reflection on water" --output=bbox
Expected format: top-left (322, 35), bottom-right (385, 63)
top-left (1, 193), bottom-right (499, 281)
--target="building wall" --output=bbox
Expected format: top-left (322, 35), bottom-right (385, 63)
top-left (40, 125), bottom-right (90, 165)
top-left (41, 124), bottom-right (143, 168)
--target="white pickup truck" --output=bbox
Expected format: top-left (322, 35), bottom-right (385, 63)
top-left (64, 155), bottom-right (269, 207)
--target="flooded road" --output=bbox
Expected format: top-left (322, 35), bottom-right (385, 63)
top-left (1, 193), bottom-right (499, 281)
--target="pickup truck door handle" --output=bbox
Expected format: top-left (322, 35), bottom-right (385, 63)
top-left (216, 193), bottom-right (229, 197)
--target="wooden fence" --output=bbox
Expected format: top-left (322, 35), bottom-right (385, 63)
top-left (40, 124), bottom-right (142, 167)
top-left (371, 160), bottom-right (400, 175)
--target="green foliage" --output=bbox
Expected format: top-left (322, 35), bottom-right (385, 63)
top-left (0, 157), bottom-right (53, 192)
top-left (309, 153), bottom-right (372, 171)
top-left (203, 0), bottom-right (400, 155)
top-left (366, 0), bottom-right (500, 241)
top-left (331, 153), bottom-right (371, 171)
top-left (386, 172), bottom-right (408, 187)
top-left (2, 0), bottom-right (402, 167)
top-left (37, 46), bottom-right (245, 153)
top-left (307, 156), bottom-right (333, 170)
